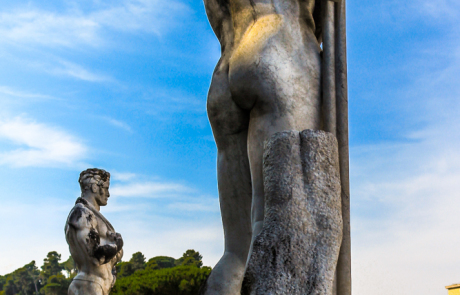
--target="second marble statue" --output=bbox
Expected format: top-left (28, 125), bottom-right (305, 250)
top-left (65, 168), bottom-right (123, 295)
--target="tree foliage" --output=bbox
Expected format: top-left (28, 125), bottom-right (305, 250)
top-left (176, 250), bottom-right (203, 268)
top-left (112, 265), bottom-right (211, 295)
top-left (0, 250), bottom-right (211, 295)
top-left (1, 260), bottom-right (41, 295)
top-left (40, 252), bottom-right (63, 283)
top-left (42, 274), bottom-right (69, 295)
top-left (129, 252), bottom-right (146, 271)
top-left (116, 251), bottom-right (148, 278)
top-left (146, 256), bottom-right (176, 270)
top-left (59, 257), bottom-right (76, 278)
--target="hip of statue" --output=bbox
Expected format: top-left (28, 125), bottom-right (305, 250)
top-left (227, 14), bottom-right (321, 110)
top-left (70, 272), bottom-right (111, 295)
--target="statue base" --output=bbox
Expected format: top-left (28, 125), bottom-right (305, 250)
top-left (242, 129), bottom-right (343, 295)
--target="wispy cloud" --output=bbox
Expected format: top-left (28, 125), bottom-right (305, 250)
top-left (0, 201), bottom-right (72, 274)
top-left (101, 117), bottom-right (132, 132)
top-left (115, 217), bottom-right (224, 268)
top-left (47, 60), bottom-right (112, 82)
top-left (0, 0), bottom-right (190, 49)
top-left (0, 86), bottom-right (59, 111)
top-left (0, 1), bottom-right (191, 83)
top-left (92, 0), bottom-right (190, 36)
top-left (168, 197), bottom-right (219, 212)
top-left (0, 10), bottom-right (99, 48)
top-left (352, 139), bottom-right (460, 294)
top-left (417, 0), bottom-right (460, 20)
top-left (141, 88), bottom-right (205, 115)
top-left (0, 117), bottom-right (87, 167)
top-left (111, 181), bottom-right (193, 198)
top-left (111, 171), bottom-right (138, 182)
top-left (107, 175), bottom-right (220, 212)
top-left (351, 23), bottom-right (460, 294)
top-left (0, 86), bottom-right (55, 100)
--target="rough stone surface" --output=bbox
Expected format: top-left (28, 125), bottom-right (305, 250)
top-left (241, 130), bottom-right (342, 295)
top-left (65, 168), bottom-right (123, 295)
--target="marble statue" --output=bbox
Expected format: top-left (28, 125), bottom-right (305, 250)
top-left (203, 0), bottom-right (350, 294)
top-left (65, 169), bottom-right (123, 295)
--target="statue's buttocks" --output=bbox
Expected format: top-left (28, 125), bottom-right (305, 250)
top-left (228, 13), bottom-right (321, 112)
top-left (209, 0), bottom-right (321, 112)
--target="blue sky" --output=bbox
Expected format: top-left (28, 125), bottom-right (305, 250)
top-left (0, 0), bottom-right (459, 294)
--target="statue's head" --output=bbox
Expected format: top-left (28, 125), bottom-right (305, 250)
top-left (79, 168), bottom-right (111, 206)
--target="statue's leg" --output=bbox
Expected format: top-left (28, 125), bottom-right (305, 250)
top-left (204, 65), bottom-right (253, 295)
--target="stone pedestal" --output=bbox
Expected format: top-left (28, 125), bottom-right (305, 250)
top-left (242, 130), bottom-right (342, 295)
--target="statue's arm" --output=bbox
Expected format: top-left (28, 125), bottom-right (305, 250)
top-left (68, 206), bottom-right (123, 265)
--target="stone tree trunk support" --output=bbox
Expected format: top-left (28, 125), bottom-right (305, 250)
top-left (322, 0), bottom-right (351, 294)
top-left (335, 1), bottom-right (351, 295)
top-left (242, 130), bottom-right (342, 295)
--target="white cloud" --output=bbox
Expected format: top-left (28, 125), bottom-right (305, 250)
top-left (0, 201), bottom-right (72, 275)
top-left (0, 86), bottom-right (55, 100)
top-left (92, 0), bottom-right (189, 36)
top-left (48, 60), bottom-right (112, 82)
top-left (111, 181), bottom-right (193, 198)
top-left (111, 171), bottom-right (138, 182)
top-left (109, 174), bottom-right (220, 212)
top-left (168, 197), bottom-right (219, 212)
top-left (101, 117), bottom-right (132, 132)
top-left (0, 10), bottom-right (99, 47)
top-left (0, 86), bottom-right (60, 111)
top-left (417, 0), bottom-right (460, 20)
top-left (0, 1), bottom-right (191, 83)
top-left (114, 216), bottom-right (224, 268)
top-left (351, 25), bottom-right (460, 294)
top-left (0, 0), bottom-right (190, 49)
top-left (351, 140), bottom-right (460, 295)
top-left (0, 117), bottom-right (87, 167)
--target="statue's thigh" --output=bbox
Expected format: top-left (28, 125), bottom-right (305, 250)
top-left (207, 68), bottom-right (249, 142)
top-left (229, 44), bottom-right (321, 130)
top-left (68, 280), bottom-right (104, 295)
top-left (256, 48), bottom-right (321, 128)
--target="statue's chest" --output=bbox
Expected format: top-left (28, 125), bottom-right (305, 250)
top-left (93, 216), bottom-right (114, 242)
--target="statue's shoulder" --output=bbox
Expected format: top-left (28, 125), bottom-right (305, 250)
top-left (67, 198), bottom-right (96, 229)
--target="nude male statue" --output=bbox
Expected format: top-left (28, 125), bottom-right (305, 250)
top-left (65, 169), bottom-right (123, 295)
top-left (203, 0), bottom-right (327, 293)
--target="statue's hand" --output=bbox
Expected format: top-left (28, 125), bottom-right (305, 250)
top-left (106, 232), bottom-right (123, 250)
top-left (115, 233), bottom-right (124, 250)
